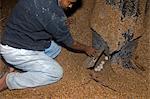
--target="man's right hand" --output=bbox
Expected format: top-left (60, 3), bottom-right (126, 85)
top-left (84, 46), bottom-right (97, 57)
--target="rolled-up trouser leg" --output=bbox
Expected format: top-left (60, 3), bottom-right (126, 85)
top-left (0, 43), bottom-right (63, 89)
top-left (44, 41), bottom-right (61, 58)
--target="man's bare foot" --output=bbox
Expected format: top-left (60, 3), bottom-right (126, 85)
top-left (0, 73), bottom-right (8, 92)
top-left (0, 66), bottom-right (15, 92)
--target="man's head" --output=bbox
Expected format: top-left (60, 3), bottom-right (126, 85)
top-left (59, 0), bottom-right (77, 10)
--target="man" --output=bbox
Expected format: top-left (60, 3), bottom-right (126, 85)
top-left (0, 0), bottom-right (96, 91)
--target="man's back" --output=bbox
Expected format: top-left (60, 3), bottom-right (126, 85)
top-left (1, 0), bottom-right (71, 50)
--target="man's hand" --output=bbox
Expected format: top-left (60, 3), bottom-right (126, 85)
top-left (69, 40), bottom-right (97, 56)
top-left (84, 46), bottom-right (97, 57)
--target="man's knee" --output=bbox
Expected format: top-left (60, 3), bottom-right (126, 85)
top-left (45, 65), bottom-right (63, 83)
top-left (53, 66), bottom-right (63, 81)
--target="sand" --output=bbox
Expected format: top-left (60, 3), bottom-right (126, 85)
top-left (0, 0), bottom-right (149, 98)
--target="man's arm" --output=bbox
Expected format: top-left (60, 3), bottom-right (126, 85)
top-left (44, 14), bottom-right (96, 56)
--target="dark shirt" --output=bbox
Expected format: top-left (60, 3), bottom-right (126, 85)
top-left (1, 0), bottom-right (74, 51)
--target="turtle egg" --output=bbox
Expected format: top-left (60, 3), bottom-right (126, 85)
top-left (97, 68), bottom-right (102, 71)
top-left (94, 68), bottom-right (99, 72)
top-left (105, 56), bottom-right (109, 60)
top-left (101, 61), bottom-right (105, 65)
